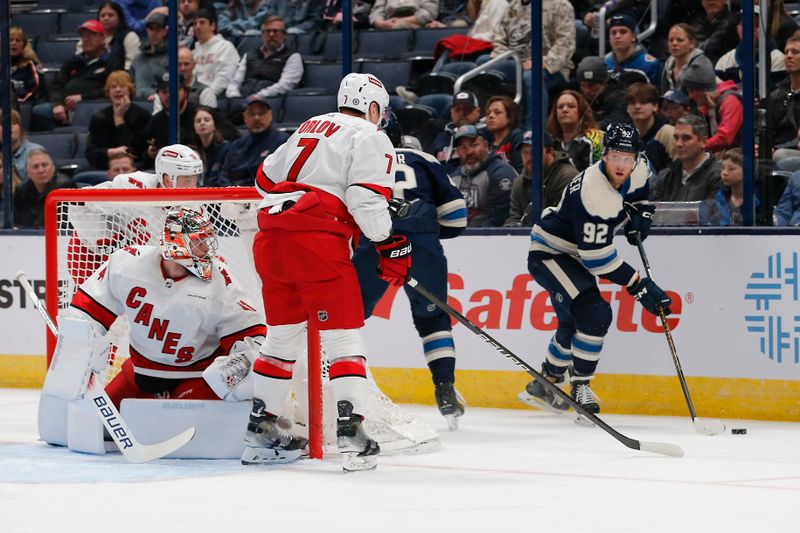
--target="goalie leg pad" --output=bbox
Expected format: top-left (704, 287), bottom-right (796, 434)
top-left (42, 315), bottom-right (109, 400)
top-left (67, 398), bottom-right (105, 455)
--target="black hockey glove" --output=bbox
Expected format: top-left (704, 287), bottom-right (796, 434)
top-left (624, 202), bottom-right (655, 245)
top-left (628, 277), bottom-right (672, 316)
top-left (388, 197), bottom-right (411, 219)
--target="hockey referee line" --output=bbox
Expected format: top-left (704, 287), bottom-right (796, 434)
top-left (405, 276), bottom-right (684, 458)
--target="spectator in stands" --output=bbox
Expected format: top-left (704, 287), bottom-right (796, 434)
top-left (427, 0), bottom-right (470, 28)
top-left (152, 0), bottom-right (200, 48)
top-left (214, 0), bottom-right (271, 39)
top-left (322, 0), bottom-right (374, 30)
top-left (211, 94), bottom-right (288, 187)
top-left (193, 106), bottom-right (233, 181)
top-left (604, 13), bottom-right (660, 85)
top-left (370, 0), bottom-right (438, 29)
top-left (682, 54), bottom-right (742, 153)
top-left (153, 46), bottom-right (219, 113)
top-left (429, 91), bottom-right (482, 174)
top-left (626, 83), bottom-right (674, 173)
top-left (192, 8), bottom-right (241, 97)
top-left (504, 130), bottom-right (577, 227)
top-left (649, 115), bottom-right (721, 202)
top-left (10, 27), bottom-right (43, 104)
top-left (226, 16), bottom-right (303, 99)
top-left (0, 153), bottom-right (22, 203)
top-left (546, 89), bottom-right (604, 172)
top-left (577, 55), bottom-right (628, 130)
top-left (32, 20), bottom-right (124, 132)
top-left (769, 32), bottom-right (800, 172)
top-left (449, 124), bottom-right (516, 227)
top-left (88, 2), bottom-right (141, 70)
top-left (465, 0), bottom-right (509, 42)
top-left (706, 148), bottom-right (748, 226)
top-left (261, 0), bottom-right (326, 33)
top-left (661, 23), bottom-right (707, 93)
top-left (715, 6), bottom-right (786, 89)
top-left (485, 96), bottom-right (524, 173)
top-left (86, 71), bottom-right (151, 171)
top-left (116, 0), bottom-right (163, 37)
top-left (692, 0), bottom-right (738, 64)
top-left (131, 12), bottom-right (169, 100)
top-left (773, 170), bottom-right (800, 226)
top-left (660, 89), bottom-right (692, 125)
top-left (0, 110), bottom-right (43, 182)
top-left (762, 0), bottom-right (799, 52)
top-left (107, 151), bottom-right (137, 178)
top-left (142, 73), bottom-right (200, 165)
top-left (14, 149), bottom-right (77, 228)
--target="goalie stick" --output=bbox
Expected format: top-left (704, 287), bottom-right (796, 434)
top-left (632, 238), bottom-right (727, 437)
top-left (16, 271), bottom-right (196, 463)
top-left (405, 276), bottom-right (684, 458)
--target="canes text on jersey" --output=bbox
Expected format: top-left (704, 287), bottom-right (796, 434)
top-left (126, 287), bottom-right (196, 363)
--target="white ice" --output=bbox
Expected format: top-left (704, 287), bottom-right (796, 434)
top-left (1, 388), bottom-right (797, 533)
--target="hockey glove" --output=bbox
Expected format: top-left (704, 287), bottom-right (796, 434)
top-left (627, 277), bottom-right (672, 316)
top-left (375, 235), bottom-right (412, 287)
top-left (624, 202), bottom-right (656, 245)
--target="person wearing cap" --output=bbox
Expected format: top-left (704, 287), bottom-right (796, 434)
top-left (140, 73), bottom-right (200, 165)
top-left (82, 2), bottom-right (140, 70)
top-left (31, 19), bottom-right (124, 131)
top-left (625, 82), bottom-right (675, 173)
top-left (149, 0), bottom-right (200, 48)
top-left (225, 16), bottom-right (303, 100)
top-left (192, 8), bottom-right (241, 97)
top-left (682, 52), bottom-right (742, 153)
top-left (211, 94), bottom-right (288, 187)
top-left (130, 12), bottom-right (169, 100)
top-left (577, 55), bottom-right (628, 130)
top-left (450, 124), bottom-right (516, 227)
top-left (603, 13), bottom-right (661, 86)
top-left (428, 91), bottom-right (482, 174)
top-left (660, 89), bottom-right (691, 125)
top-left (692, 0), bottom-right (738, 64)
top-left (504, 130), bottom-right (577, 227)
top-left (768, 31), bottom-right (800, 172)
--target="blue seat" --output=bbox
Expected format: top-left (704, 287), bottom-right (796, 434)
top-left (416, 94), bottom-right (452, 119)
top-left (237, 35), bottom-right (261, 55)
top-left (321, 32), bottom-right (349, 62)
top-left (405, 27), bottom-right (469, 59)
top-left (28, 131), bottom-right (78, 166)
top-left (291, 32), bottom-right (325, 59)
top-left (300, 62), bottom-right (343, 94)
top-left (358, 60), bottom-right (413, 93)
top-left (278, 94), bottom-right (337, 128)
top-left (69, 101), bottom-right (108, 130)
top-left (59, 12), bottom-right (92, 35)
top-left (12, 13), bottom-right (60, 40)
top-left (36, 40), bottom-right (79, 69)
top-left (355, 30), bottom-right (412, 60)
top-left (73, 170), bottom-right (111, 186)
top-left (59, 131), bottom-right (91, 173)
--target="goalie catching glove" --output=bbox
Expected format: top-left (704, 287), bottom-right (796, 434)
top-left (375, 234), bottom-right (412, 286)
top-left (202, 337), bottom-right (260, 401)
top-left (627, 276), bottom-right (672, 316)
top-left (624, 202), bottom-right (655, 245)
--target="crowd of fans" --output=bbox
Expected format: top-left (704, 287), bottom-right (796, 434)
top-left (2, 0), bottom-right (800, 229)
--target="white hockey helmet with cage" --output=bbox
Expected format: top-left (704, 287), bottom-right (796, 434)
top-left (160, 207), bottom-right (218, 282)
top-left (337, 73), bottom-right (390, 120)
top-left (155, 144), bottom-right (204, 187)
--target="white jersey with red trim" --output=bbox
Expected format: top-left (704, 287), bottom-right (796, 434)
top-left (255, 112), bottom-right (396, 243)
top-left (96, 171), bottom-right (161, 190)
top-left (69, 245), bottom-right (266, 379)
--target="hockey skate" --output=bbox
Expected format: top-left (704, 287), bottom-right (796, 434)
top-left (435, 382), bottom-right (465, 430)
top-left (570, 376), bottom-right (600, 427)
top-left (241, 399), bottom-right (308, 465)
top-left (517, 368), bottom-right (570, 413)
top-left (337, 401), bottom-right (379, 472)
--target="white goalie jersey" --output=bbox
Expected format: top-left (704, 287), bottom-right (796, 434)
top-left (68, 245), bottom-right (266, 379)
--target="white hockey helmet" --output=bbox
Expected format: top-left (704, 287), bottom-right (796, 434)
top-left (337, 73), bottom-right (390, 121)
top-left (155, 144), bottom-right (204, 188)
top-left (160, 207), bottom-right (218, 282)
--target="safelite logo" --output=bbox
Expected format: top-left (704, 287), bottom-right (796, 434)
top-left (744, 252), bottom-right (800, 363)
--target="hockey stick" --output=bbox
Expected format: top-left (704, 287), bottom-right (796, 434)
top-left (16, 271), bottom-right (196, 463)
top-left (405, 277), bottom-right (683, 458)
top-left (632, 238), bottom-right (727, 436)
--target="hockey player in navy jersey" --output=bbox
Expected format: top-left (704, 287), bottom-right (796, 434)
top-left (353, 114), bottom-right (469, 429)
top-left (519, 122), bottom-right (672, 414)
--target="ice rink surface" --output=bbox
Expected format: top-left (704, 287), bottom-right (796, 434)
top-left (1, 387), bottom-right (798, 533)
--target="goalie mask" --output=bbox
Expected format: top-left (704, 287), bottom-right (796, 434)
top-left (160, 207), bottom-right (218, 282)
top-left (155, 144), bottom-right (205, 188)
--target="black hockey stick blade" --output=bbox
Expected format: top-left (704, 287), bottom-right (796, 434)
top-left (406, 276), bottom-right (683, 458)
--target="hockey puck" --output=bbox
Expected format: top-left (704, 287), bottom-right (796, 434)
top-left (731, 428), bottom-right (747, 435)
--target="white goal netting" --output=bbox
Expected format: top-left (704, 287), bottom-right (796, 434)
top-left (46, 187), bottom-right (439, 455)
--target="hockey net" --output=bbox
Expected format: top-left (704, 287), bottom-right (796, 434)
top-left (44, 188), bottom-right (439, 457)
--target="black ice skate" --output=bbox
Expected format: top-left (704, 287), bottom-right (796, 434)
top-left (570, 376), bottom-right (600, 415)
top-left (517, 368), bottom-right (570, 413)
top-left (434, 381), bottom-right (465, 430)
top-left (337, 401), bottom-right (379, 472)
top-left (241, 398), bottom-right (308, 465)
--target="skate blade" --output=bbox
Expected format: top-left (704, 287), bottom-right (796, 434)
top-left (517, 391), bottom-right (569, 414)
top-left (445, 413), bottom-right (459, 431)
top-left (342, 453), bottom-right (377, 473)
top-left (572, 413), bottom-right (596, 427)
top-left (241, 446), bottom-right (304, 465)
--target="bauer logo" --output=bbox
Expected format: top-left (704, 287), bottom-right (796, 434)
top-left (744, 252), bottom-right (800, 363)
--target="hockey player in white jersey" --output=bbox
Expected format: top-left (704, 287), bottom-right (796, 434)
top-left (67, 145), bottom-right (205, 285)
top-left (63, 207), bottom-right (266, 408)
top-left (244, 73), bottom-right (409, 471)
top-left (520, 123), bottom-right (673, 414)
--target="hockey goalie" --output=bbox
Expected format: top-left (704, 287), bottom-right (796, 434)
top-left (39, 207), bottom-right (267, 455)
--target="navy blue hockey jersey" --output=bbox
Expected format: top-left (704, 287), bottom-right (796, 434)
top-left (529, 157), bottom-right (651, 286)
top-left (393, 148), bottom-right (467, 238)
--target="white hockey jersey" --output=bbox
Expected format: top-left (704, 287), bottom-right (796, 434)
top-left (70, 245), bottom-right (266, 379)
top-left (255, 112), bottom-right (396, 243)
